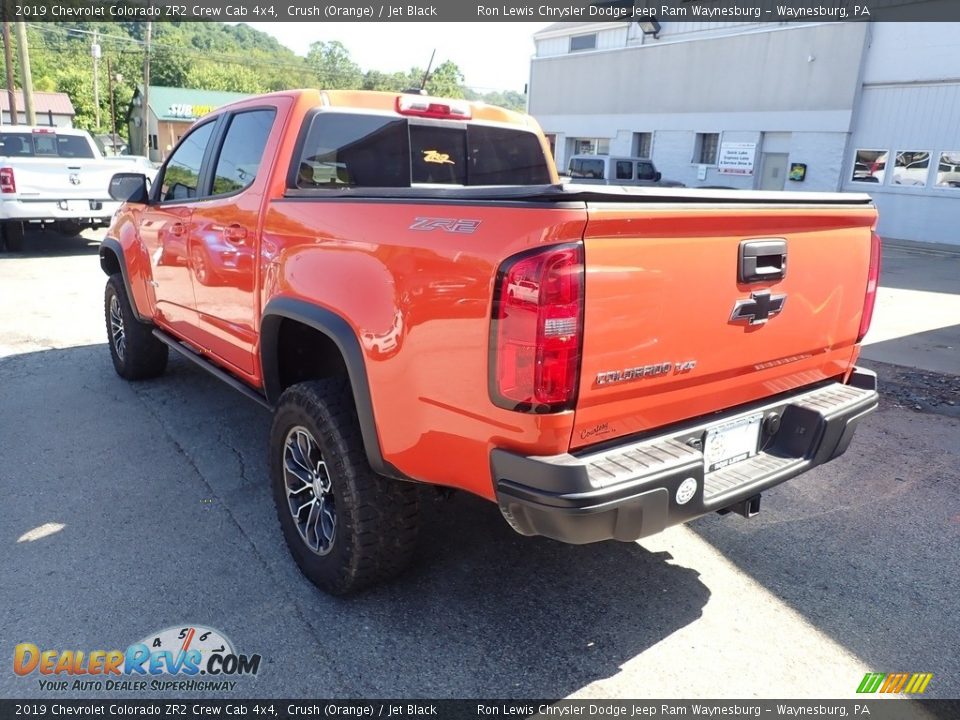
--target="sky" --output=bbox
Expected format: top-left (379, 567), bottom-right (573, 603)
top-left (244, 22), bottom-right (552, 93)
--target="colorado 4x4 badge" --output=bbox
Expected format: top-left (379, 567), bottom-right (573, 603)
top-left (14, 625), bottom-right (261, 693)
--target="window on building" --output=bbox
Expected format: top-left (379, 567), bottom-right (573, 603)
top-left (694, 133), bottom-right (719, 165)
top-left (572, 138), bottom-right (610, 155)
top-left (851, 149), bottom-right (886, 183)
top-left (570, 34), bottom-right (597, 52)
top-left (159, 121), bottom-right (216, 202)
top-left (150, 134), bottom-right (158, 151)
top-left (936, 151), bottom-right (960, 188)
top-left (615, 161), bottom-right (633, 180)
top-left (633, 132), bottom-right (652, 158)
top-left (892, 151), bottom-right (930, 187)
top-left (211, 109), bottom-right (277, 196)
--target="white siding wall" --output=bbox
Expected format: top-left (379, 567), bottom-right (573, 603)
top-left (535, 36), bottom-right (568, 58)
top-left (845, 82), bottom-right (960, 244)
top-left (535, 25), bottom-right (628, 57)
top-left (531, 21), bottom-right (960, 245)
top-left (597, 26), bottom-right (628, 50)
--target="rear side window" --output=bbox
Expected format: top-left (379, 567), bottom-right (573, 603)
top-left (0, 132), bottom-right (95, 159)
top-left (615, 161), bottom-right (633, 180)
top-left (295, 112), bottom-right (550, 188)
top-left (466, 125), bottom-right (551, 185)
top-left (211, 109), bottom-right (276, 196)
top-left (297, 114), bottom-right (409, 188)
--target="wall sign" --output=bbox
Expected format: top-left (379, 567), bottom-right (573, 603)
top-left (718, 142), bottom-right (757, 175)
top-left (789, 163), bottom-right (808, 182)
top-left (167, 104), bottom-right (216, 120)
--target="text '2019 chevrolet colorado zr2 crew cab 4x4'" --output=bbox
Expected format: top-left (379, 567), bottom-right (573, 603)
top-left (100, 89), bottom-right (881, 595)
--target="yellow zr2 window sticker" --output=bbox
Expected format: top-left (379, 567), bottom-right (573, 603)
top-left (422, 150), bottom-right (454, 165)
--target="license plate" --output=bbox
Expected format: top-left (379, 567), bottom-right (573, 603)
top-left (703, 413), bottom-right (762, 472)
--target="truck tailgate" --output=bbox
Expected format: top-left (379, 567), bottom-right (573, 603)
top-left (572, 203), bottom-right (877, 449)
top-left (9, 159), bottom-right (117, 200)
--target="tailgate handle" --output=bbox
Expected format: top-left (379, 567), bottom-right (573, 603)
top-left (739, 239), bottom-right (786, 283)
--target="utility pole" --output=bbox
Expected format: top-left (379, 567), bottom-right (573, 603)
top-left (141, 21), bottom-right (151, 158)
top-left (2, 22), bottom-right (17, 125)
top-left (107, 58), bottom-right (118, 155)
top-left (13, 21), bottom-right (34, 125)
top-left (91, 29), bottom-right (101, 129)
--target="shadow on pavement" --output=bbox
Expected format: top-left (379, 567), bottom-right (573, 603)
top-left (0, 227), bottom-right (101, 259)
top-left (0, 344), bottom-right (710, 698)
top-left (861, 324), bottom-right (960, 376)
top-left (689, 393), bottom-right (960, 697)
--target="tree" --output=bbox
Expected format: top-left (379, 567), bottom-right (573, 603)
top-left (423, 60), bottom-right (464, 98)
top-left (150, 42), bottom-right (192, 88)
top-left (362, 70), bottom-right (411, 92)
top-left (307, 41), bottom-right (362, 90)
top-left (185, 63), bottom-right (266, 94)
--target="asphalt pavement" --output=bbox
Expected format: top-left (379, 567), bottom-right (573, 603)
top-left (0, 228), bottom-right (957, 700)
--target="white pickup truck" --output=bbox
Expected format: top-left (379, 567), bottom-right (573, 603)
top-left (0, 126), bottom-right (142, 252)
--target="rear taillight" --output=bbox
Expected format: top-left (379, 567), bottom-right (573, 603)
top-left (857, 231), bottom-right (882, 343)
top-left (490, 243), bottom-right (584, 412)
top-left (0, 167), bottom-right (15, 194)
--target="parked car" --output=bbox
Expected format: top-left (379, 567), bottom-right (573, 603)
top-left (563, 154), bottom-right (685, 187)
top-left (0, 127), bottom-right (136, 250)
top-left (100, 89), bottom-right (880, 595)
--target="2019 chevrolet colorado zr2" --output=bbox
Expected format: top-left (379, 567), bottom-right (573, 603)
top-left (100, 89), bottom-right (881, 595)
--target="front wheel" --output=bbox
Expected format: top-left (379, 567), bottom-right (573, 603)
top-left (270, 379), bottom-right (420, 595)
top-left (104, 274), bottom-right (169, 380)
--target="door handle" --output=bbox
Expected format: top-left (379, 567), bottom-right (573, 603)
top-left (169, 222), bottom-right (185, 237)
top-left (223, 224), bottom-right (248, 243)
top-left (739, 238), bottom-right (787, 283)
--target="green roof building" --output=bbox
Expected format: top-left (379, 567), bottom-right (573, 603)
top-left (127, 85), bottom-right (251, 162)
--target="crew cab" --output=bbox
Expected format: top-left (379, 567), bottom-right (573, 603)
top-left (100, 89), bottom-right (881, 595)
top-left (0, 126), bottom-right (135, 251)
top-left (565, 154), bottom-right (685, 187)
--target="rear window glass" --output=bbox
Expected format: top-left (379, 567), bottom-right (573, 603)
top-left (0, 132), bottom-right (95, 159)
top-left (295, 112), bottom-right (550, 188)
top-left (569, 158), bottom-right (604, 179)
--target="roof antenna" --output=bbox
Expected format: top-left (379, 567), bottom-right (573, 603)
top-left (403, 50), bottom-right (436, 96)
top-left (419, 49), bottom-right (436, 92)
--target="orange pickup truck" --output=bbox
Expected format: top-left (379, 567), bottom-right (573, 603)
top-left (101, 89), bottom-right (881, 595)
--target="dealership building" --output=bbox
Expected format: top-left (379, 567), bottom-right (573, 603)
top-left (528, 21), bottom-right (960, 245)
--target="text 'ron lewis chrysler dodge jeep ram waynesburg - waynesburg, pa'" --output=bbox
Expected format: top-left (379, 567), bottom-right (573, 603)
top-left (100, 89), bottom-right (881, 595)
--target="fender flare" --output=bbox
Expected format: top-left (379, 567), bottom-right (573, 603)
top-left (260, 297), bottom-right (408, 481)
top-left (99, 237), bottom-right (148, 323)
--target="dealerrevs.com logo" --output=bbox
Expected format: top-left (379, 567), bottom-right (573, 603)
top-left (14, 625), bottom-right (261, 692)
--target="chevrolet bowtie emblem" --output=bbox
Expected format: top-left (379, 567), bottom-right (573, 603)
top-left (730, 291), bottom-right (786, 326)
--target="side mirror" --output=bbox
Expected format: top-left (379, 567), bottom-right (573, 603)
top-left (654, 171), bottom-right (662, 182)
top-left (109, 173), bottom-right (149, 203)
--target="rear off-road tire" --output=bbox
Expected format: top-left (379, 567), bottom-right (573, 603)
top-left (104, 274), bottom-right (168, 380)
top-left (270, 379), bottom-right (420, 595)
